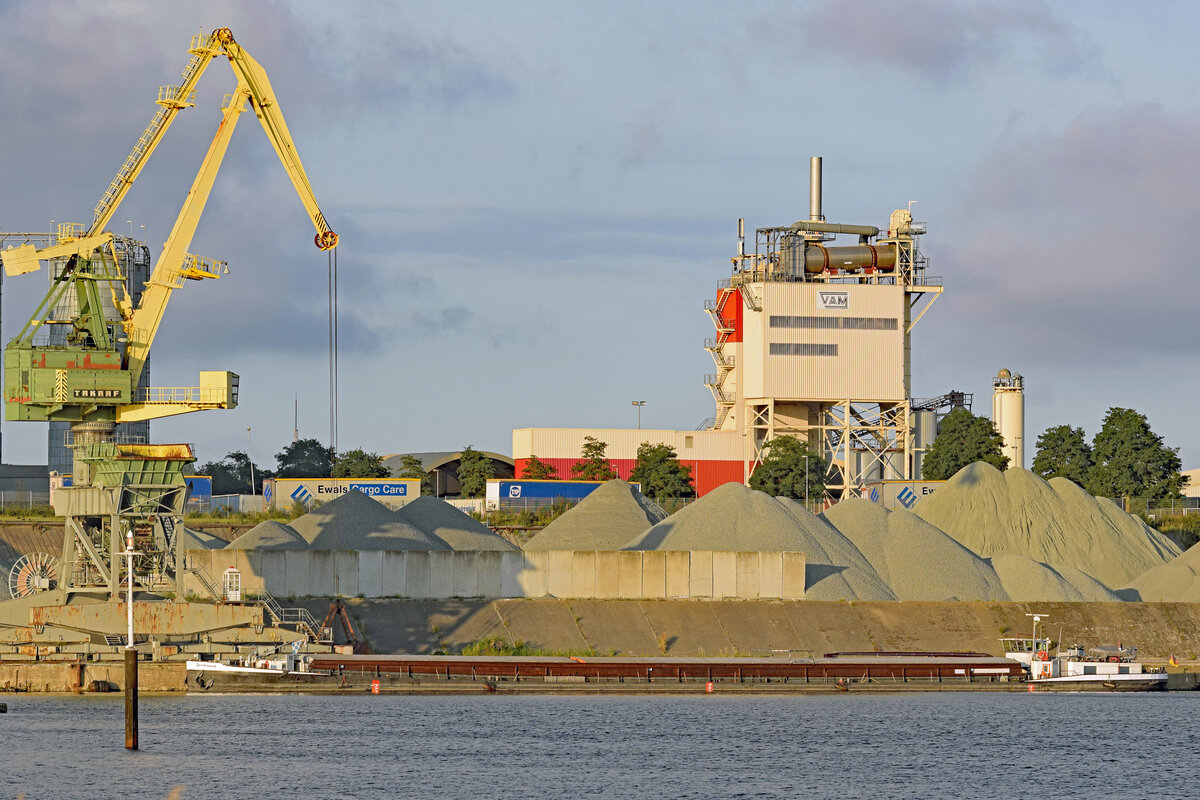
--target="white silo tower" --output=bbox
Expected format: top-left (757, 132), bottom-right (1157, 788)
top-left (992, 369), bottom-right (1025, 470)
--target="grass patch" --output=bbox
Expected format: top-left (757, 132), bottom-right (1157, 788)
top-left (459, 634), bottom-right (597, 658)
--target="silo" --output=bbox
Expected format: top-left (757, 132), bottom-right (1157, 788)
top-left (912, 409), bottom-right (937, 478)
top-left (991, 369), bottom-right (1025, 470)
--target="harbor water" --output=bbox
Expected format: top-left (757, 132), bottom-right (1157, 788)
top-left (6, 692), bottom-right (1199, 799)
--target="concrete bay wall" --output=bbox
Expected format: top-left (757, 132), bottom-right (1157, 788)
top-left (186, 549), bottom-right (806, 601)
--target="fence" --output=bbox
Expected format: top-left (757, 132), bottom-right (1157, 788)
top-left (184, 548), bottom-right (807, 601)
top-left (0, 491), bottom-right (52, 508)
top-left (1110, 497), bottom-right (1200, 517)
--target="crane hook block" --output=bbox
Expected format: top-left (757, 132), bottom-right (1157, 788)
top-left (315, 231), bottom-right (339, 250)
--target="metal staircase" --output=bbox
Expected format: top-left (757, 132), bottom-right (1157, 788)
top-left (703, 283), bottom-right (739, 432)
top-left (90, 32), bottom-right (218, 232)
top-left (256, 589), bottom-right (323, 643)
top-left (185, 562), bottom-right (221, 600)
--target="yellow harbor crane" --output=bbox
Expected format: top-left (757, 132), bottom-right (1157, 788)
top-left (0, 28), bottom-right (337, 600)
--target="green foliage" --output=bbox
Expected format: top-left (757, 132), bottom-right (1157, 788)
top-left (1032, 425), bottom-right (1093, 485)
top-left (0, 504), bottom-right (57, 520)
top-left (274, 438), bottom-right (333, 479)
top-left (184, 508), bottom-right (293, 525)
top-left (1087, 407), bottom-right (1186, 500)
top-left (571, 436), bottom-right (617, 481)
top-left (474, 499), bottom-right (572, 536)
top-left (748, 435), bottom-right (826, 499)
top-left (394, 454), bottom-right (433, 495)
top-left (460, 635), bottom-right (545, 656)
top-left (521, 454), bottom-right (558, 480)
top-left (195, 450), bottom-right (270, 494)
top-left (456, 445), bottom-right (492, 498)
top-left (629, 442), bottom-right (694, 502)
top-left (1149, 513), bottom-right (1200, 551)
top-left (459, 634), bottom-right (595, 658)
top-left (921, 408), bottom-right (1009, 480)
top-left (331, 448), bottom-right (390, 478)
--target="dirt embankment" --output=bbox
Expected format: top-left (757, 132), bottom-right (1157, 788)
top-left (298, 598), bottom-right (1200, 661)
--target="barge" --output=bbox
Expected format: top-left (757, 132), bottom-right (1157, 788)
top-left (187, 651), bottom-right (1027, 694)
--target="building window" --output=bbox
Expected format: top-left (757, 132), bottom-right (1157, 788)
top-left (769, 343), bottom-right (838, 356)
top-left (769, 315), bottom-right (897, 331)
top-left (684, 435), bottom-right (694, 448)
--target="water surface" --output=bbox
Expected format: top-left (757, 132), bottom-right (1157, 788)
top-left (5, 692), bottom-right (1197, 799)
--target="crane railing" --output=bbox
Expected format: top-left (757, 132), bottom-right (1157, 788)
top-left (133, 386), bottom-right (230, 405)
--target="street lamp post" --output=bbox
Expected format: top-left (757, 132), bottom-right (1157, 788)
top-left (632, 400), bottom-right (646, 430)
top-left (247, 427), bottom-right (256, 499)
top-left (124, 528), bottom-right (139, 750)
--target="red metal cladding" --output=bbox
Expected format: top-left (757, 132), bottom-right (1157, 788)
top-left (715, 288), bottom-right (742, 343)
top-left (512, 458), bottom-right (744, 497)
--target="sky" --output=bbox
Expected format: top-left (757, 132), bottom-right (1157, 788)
top-left (0, 0), bottom-right (1197, 472)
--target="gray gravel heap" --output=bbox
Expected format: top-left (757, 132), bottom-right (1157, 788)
top-left (988, 554), bottom-right (1122, 601)
top-left (914, 462), bottom-right (1179, 587)
top-left (182, 527), bottom-right (225, 550)
top-left (225, 520), bottom-right (309, 551)
top-left (397, 496), bottom-right (518, 551)
top-left (524, 480), bottom-right (667, 551)
top-left (290, 489), bottom-right (450, 551)
top-left (821, 497), bottom-right (1009, 601)
top-left (622, 482), bottom-right (896, 601)
top-left (1125, 544), bottom-right (1200, 601)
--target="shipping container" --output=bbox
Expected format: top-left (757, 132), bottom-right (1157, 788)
top-left (858, 480), bottom-right (944, 510)
top-left (265, 477), bottom-right (421, 510)
top-left (485, 479), bottom-right (641, 511)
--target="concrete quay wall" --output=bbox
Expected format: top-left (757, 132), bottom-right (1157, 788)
top-left (185, 549), bottom-right (807, 601)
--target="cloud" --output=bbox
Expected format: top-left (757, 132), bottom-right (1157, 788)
top-left (936, 103), bottom-right (1200, 362)
top-left (795, 0), bottom-right (1098, 84)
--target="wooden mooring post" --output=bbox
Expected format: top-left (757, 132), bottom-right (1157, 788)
top-left (125, 648), bottom-right (138, 750)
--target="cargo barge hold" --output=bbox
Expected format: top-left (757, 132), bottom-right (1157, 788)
top-left (187, 652), bottom-right (1028, 694)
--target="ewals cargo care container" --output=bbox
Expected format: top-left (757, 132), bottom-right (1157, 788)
top-left (265, 477), bottom-right (421, 510)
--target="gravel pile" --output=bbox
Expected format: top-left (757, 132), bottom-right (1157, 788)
top-left (290, 489), bottom-right (450, 551)
top-left (988, 554), bottom-right (1122, 601)
top-left (821, 497), bottom-right (1009, 601)
top-left (397, 496), bottom-right (518, 551)
top-left (914, 462), bottom-right (1179, 587)
top-left (225, 521), bottom-right (309, 551)
top-left (1124, 545), bottom-right (1200, 601)
top-left (182, 527), bottom-right (225, 550)
top-left (524, 480), bottom-right (666, 551)
top-left (622, 482), bottom-right (895, 601)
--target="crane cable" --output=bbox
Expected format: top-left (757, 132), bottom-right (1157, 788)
top-left (328, 246), bottom-right (338, 456)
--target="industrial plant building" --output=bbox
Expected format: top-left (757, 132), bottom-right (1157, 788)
top-left (514, 158), bottom-right (1020, 499)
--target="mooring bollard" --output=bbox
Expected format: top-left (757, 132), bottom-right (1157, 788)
top-left (125, 648), bottom-right (138, 750)
top-left (0, 702), bottom-right (7, 713)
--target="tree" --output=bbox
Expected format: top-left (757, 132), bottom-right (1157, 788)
top-left (920, 408), bottom-right (1009, 480)
top-left (1032, 425), bottom-right (1093, 485)
top-left (748, 435), bottom-right (826, 500)
top-left (275, 438), bottom-right (334, 478)
top-left (456, 445), bottom-right (493, 498)
top-left (521, 455), bottom-right (558, 480)
top-left (629, 442), bottom-right (694, 502)
top-left (570, 436), bottom-right (617, 481)
top-left (331, 448), bottom-right (390, 478)
top-left (195, 450), bottom-right (269, 494)
top-left (394, 454), bottom-right (433, 495)
top-left (1086, 407), bottom-right (1186, 500)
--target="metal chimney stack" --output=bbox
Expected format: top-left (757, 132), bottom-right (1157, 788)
top-left (809, 156), bottom-right (823, 221)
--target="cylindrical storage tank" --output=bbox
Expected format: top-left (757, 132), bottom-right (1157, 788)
top-left (992, 370), bottom-right (1025, 470)
top-left (912, 409), bottom-right (936, 479)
